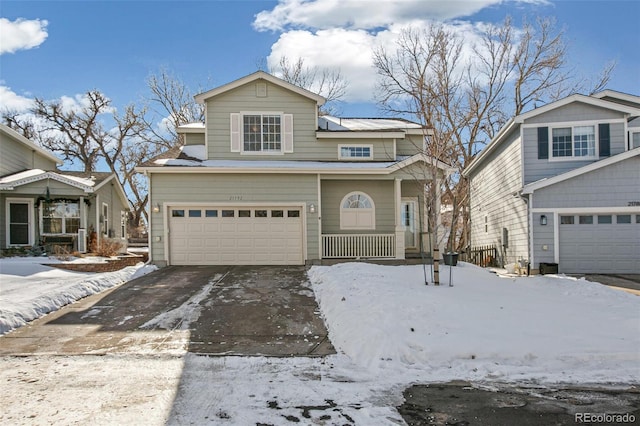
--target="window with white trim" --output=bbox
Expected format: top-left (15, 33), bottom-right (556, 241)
top-left (339, 145), bottom-right (372, 160)
top-left (340, 191), bottom-right (375, 230)
top-left (102, 203), bottom-right (109, 236)
top-left (42, 201), bottom-right (80, 234)
top-left (243, 114), bottom-right (281, 152)
top-left (631, 131), bottom-right (640, 149)
top-left (552, 126), bottom-right (596, 159)
top-left (121, 211), bottom-right (127, 239)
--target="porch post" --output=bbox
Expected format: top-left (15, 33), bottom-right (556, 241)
top-left (394, 178), bottom-right (405, 260)
top-left (79, 196), bottom-right (86, 229)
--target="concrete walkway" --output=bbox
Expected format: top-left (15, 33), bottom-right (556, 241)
top-left (0, 265), bottom-right (335, 357)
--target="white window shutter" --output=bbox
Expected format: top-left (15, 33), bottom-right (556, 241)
top-left (230, 113), bottom-right (241, 152)
top-left (283, 114), bottom-right (294, 153)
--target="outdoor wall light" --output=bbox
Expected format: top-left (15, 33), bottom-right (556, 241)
top-left (309, 203), bottom-right (316, 214)
top-left (540, 215), bottom-right (547, 226)
top-left (152, 203), bottom-right (160, 213)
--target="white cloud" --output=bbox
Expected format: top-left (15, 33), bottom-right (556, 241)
top-left (0, 18), bottom-right (49, 54)
top-left (254, 0), bottom-right (542, 31)
top-left (258, 0), bottom-right (545, 103)
top-left (267, 21), bottom-right (489, 102)
top-left (0, 85), bottom-right (34, 112)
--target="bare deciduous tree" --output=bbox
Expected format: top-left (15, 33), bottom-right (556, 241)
top-left (270, 56), bottom-right (348, 115)
top-left (374, 17), bottom-right (615, 254)
top-left (144, 69), bottom-right (205, 147)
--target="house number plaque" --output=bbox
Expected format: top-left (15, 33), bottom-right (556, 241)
top-left (230, 195), bottom-right (243, 201)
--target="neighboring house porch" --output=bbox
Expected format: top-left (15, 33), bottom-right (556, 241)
top-left (0, 169), bottom-right (129, 253)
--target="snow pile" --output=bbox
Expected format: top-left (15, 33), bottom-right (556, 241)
top-left (308, 262), bottom-right (640, 383)
top-left (0, 258), bottom-right (156, 335)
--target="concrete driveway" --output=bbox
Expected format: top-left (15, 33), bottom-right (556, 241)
top-left (0, 265), bottom-right (335, 357)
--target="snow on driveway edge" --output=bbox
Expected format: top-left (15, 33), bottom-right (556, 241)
top-left (0, 263), bottom-right (156, 335)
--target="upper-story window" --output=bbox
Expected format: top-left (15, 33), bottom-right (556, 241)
top-left (231, 112), bottom-right (293, 154)
top-left (244, 114), bottom-right (281, 152)
top-left (551, 126), bottom-right (596, 159)
top-left (339, 145), bottom-right (373, 160)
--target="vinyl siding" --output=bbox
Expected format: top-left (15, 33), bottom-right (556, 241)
top-left (184, 133), bottom-right (205, 146)
top-left (531, 155), bottom-right (640, 209)
top-left (396, 134), bottom-right (425, 157)
top-left (318, 137), bottom-right (396, 161)
top-left (532, 212), bottom-right (555, 266)
top-left (149, 173), bottom-right (319, 263)
top-left (468, 128), bottom-right (528, 265)
top-left (524, 102), bottom-right (624, 125)
top-left (206, 81), bottom-right (318, 160)
top-left (0, 132), bottom-right (57, 176)
top-left (523, 122), bottom-right (626, 185)
top-left (95, 181), bottom-right (128, 242)
top-left (320, 180), bottom-right (395, 234)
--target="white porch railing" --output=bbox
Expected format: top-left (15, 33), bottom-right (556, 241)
top-left (322, 234), bottom-right (396, 259)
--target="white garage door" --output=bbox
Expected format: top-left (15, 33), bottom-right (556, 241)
top-left (169, 206), bottom-right (304, 265)
top-left (559, 213), bottom-right (640, 273)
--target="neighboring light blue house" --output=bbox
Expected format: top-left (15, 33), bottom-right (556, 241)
top-left (464, 90), bottom-right (640, 274)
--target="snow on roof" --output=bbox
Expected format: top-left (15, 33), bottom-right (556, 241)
top-left (180, 145), bottom-right (207, 160)
top-left (319, 116), bottom-right (423, 131)
top-left (176, 122), bottom-right (205, 133)
top-left (0, 169), bottom-right (97, 191)
top-left (153, 158), bottom-right (402, 169)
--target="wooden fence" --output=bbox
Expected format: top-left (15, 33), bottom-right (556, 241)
top-left (460, 245), bottom-right (498, 267)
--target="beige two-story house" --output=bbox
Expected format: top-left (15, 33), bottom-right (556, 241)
top-left (138, 71), bottom-right (452, 266)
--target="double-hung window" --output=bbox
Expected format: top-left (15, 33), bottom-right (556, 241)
top-left (243, 114), bottom-right (281, 152)
top-left (551, 126), bottom-right (596, 159)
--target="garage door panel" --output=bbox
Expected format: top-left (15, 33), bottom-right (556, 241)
top-left (559, 217), bottom-right (639, 274)
top-left (169, 205), bottom-right (304, 265)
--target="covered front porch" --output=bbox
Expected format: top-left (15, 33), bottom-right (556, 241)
top-left (318, 175), bottom-right (441, 260)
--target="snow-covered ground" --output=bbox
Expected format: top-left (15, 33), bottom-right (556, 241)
top-left (0, 256), bottom-right (157, 335)
top-left (0, 261), bottom-right (638, 425)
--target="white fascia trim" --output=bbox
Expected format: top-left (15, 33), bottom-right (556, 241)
top-left (137, 154), bottom-right (453, 176)
top-left (316, 131), bottom-right (405, 139)
top-left (521, 117), bottom-right (626, 129)
top-left (176, 126), bottom-right (205, 134)
top-left (522, 147), bottom-right (640, 194)
top-left (531, 206), bottom-right (640, 214)
top-left (94, 175), bottom-right (131, 210)
top-left (517, 94), bottom-right (640, 121)
top-left (593, 90), bottom-right (640, 104)
top-left (462, 118), bottom-right (519, 177)
top-left (1, 171), bottom-right (94, 192)
top-left (0, 124), bottom-right (63, 165)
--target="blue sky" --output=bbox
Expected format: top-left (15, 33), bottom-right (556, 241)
top-left (1, 0), bottom-right (639, 119)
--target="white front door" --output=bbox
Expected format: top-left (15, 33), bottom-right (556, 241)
top-left (6, 199), bottom-right (34, 246)
top-left (401, 199), bottom-right (418, 249)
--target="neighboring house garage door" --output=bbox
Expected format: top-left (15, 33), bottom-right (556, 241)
top-left (169, 206), bottom-right (304, 265)
top-left (558, 214), bottom-right (640, 273)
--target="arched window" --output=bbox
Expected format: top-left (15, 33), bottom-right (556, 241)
top-left (340, 191), bottom-right (375, 230)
